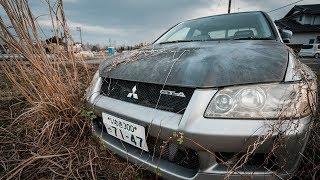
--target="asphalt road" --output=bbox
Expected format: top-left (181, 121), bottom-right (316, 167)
top-left (85, 58), bottom-right (106, 64)
top-left (300, 58), bottom-right (320, 73)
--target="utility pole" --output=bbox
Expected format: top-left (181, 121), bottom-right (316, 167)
top-left (228, 0), bottom-right (232, 13)
top-left (108, 38), bottom-right (112, 47)
top-left (76, 27), bottom-right (83, 45)
top-left (225, 0), bottom-right (232, 38)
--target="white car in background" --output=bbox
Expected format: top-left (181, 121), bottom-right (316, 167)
top-left (299, 44), bottom-right (320, 59)
top-left (76, 51), bottom-right (95, 59)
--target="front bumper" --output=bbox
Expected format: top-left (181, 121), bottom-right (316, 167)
top-left (93, 122), bottom-right (295, 180)
top-left (89, 89), bottom-right (312, 179)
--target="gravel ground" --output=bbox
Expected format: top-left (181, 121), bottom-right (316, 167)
top-left (300, 57), bottom-right (320, 73)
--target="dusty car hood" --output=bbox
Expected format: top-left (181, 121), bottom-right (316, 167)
top-left (99, 40), bottom-right (289, 88)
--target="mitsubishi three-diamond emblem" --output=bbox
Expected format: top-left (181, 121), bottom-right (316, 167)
top-left (127, 85), bottom-right (138, 99)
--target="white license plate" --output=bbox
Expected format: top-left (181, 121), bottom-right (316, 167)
top-left (102, 113), bottom-right (149, 152)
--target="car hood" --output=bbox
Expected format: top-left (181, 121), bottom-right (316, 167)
top-left (99, 40), bottom-right (289, 88)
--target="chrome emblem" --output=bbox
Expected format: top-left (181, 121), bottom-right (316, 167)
top-left (127, 85), bottom-right (138, 99)
top-left (160, 90), bottom-right (186, 98)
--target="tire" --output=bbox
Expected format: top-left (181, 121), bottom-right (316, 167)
top-left (315, 53), bottom-right (319, 59)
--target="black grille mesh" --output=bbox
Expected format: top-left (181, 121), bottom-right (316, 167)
top-left (100, 78), bottom-right (195, 114)
top-left (216, 152), bottom-right (279, 170)
top-left (147, 136), bottom-right (200, 170)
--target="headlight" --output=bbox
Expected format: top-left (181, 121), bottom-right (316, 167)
top-left (204, 82), bottom-right (317, 119)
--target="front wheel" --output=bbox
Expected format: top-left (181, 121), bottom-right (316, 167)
top-left (315, 53), bottom-right (320, 59)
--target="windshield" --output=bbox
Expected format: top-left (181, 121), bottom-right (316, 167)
top-left (155, 12), bottom-right (275, 44)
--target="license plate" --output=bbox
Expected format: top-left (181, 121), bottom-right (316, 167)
top-left (102, 113), bottom-right (149, 152)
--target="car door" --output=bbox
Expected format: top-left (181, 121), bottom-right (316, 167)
top-left (300, 44), bottom-right (314, 56)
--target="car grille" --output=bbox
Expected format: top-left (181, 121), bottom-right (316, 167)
top-left (100, 78), bottom-right (195, 114)
top-left (147, 136), bottom-right (200, 170)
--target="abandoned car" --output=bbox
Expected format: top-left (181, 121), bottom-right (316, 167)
top-left (86, 11), bottom-right (317, 179)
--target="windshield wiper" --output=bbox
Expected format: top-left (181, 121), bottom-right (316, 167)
top-left (159, 40), bottom-right (202, 44)
top-left (233, 37), bottom-right (273, 40)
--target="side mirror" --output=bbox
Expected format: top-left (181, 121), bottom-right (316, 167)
top-left (280, 29), bottom-right (293, 44)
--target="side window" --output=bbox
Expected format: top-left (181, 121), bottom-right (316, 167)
top-left (227, 29), bottom-right (238, 37)
top-left (316, 36), bottom-right (320, 43)
top-left (192, 29), bottom-right (201, 37)
top-left (318, 45), bottom-right (320, 49)
top-left (309, 39), bottom-right (315, 44)
top-left (209, 28), bottom-right (258, 39)
top-left (208, 30), bottom-right (226, 39)
top-left (228, 28), bottom-right (258, 37)
top-left (167, 27), bottom-right (190, 41)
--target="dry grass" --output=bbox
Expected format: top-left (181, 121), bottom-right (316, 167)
top-left (294, 71), bottom-right (320, 179)
top-left (0, 1), bottom-right (144, 179)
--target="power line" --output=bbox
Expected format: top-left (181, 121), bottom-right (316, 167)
top-left (268, 0), bottom-right (304, 13)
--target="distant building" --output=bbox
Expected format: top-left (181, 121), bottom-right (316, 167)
top-left (275, 4), bottom-right (320, 44)
top-left (73, 43), bottom-right (82, 53)
top-left (44, 36), bottom-right (65, 53)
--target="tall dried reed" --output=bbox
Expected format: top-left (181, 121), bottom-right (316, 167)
top-left (0, 0), bottom-right (139, 179)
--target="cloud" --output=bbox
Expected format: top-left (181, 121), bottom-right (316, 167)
top-left (69, 21), bottom-right (126, 35)
top-left (37, 19), bottom-right (127, 36)
top-left (32, 0), bottom-right (320, 45)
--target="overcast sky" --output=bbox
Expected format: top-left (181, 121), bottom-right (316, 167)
top-left (29, 0), bottom-right (320, 46)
